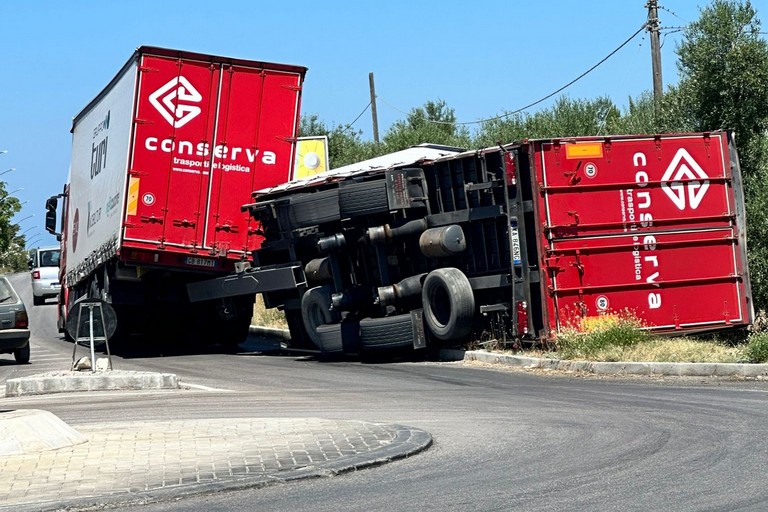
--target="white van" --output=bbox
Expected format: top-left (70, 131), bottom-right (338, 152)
top-left (29, 246), bottom-right (61, 306)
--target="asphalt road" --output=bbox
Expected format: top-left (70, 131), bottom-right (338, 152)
top-left (2, 272), bottom-right (768, 511)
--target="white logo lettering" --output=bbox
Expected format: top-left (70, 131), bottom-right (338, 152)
top-left (660, 148), bottom-right (710, 210)
top-left (148, 76), bottom-right (202, 128)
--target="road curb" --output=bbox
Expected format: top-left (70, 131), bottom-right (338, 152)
top-left (441, 349), bottom-right (768, 378)
top-left (5, 370), bottom-right (179, 397)
top-left (249, 325), bottom-right (291, 340)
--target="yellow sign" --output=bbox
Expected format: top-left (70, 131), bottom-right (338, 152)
top-left (565, 142), bottom-right (603, 159)
top-left (293, 136), bottom-right (329, 180)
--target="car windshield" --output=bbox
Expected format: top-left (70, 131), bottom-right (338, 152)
top-left (39, 249), bottom-right (60, 267)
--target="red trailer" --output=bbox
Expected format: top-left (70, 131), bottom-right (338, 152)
top-left (188, 131), bottom-right (753, 353)
top-left (46, 46), bottom-right (306, 345)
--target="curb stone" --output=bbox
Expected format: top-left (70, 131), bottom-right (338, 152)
top-left (442, 349), bottom-right (768, 378)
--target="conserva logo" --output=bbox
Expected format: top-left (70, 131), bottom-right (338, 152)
top-left (148, 76), bottom-right (202, 128)
top-left (660, 148), bottom-right (710, 210)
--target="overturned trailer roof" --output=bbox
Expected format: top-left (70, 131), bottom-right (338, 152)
top-left (253, 143), bottom-right (464, 196)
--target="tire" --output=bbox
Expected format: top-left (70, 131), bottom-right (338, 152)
top-left (422, 267), bottom-right (475, 341)
top-left (359, 314), bottom-right (415, 351)
top-left (301, 286), bottom-right (341, 349)
top-left (284, 309), bottom-right (314, 349)
top-left (315, 320), bottom-right (360, 354)
top-left (33, 295), bottom-right (44, 306)
top-left (14, 343), bottom-right (30, 364)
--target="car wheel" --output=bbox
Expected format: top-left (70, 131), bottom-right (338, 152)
top-left (359, 314), bottom-right (415, 351)
top-left (14, 343), bottom-right (30, 364)
top-left (422, 267), bottom-right (475, 341)
top-left (33, 295), bottom-right (44, 306)
top-left (301, 285), bottom-right (341, 349)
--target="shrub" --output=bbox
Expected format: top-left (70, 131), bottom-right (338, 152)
top-left (555, 313), bottom-right (649, 360)
top-left (743, 332), bottom-right (768, 363)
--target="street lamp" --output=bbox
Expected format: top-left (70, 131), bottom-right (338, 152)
top-left (0, 150), bottom-right (7, 156)
top-left (0, 168), bottom-right (14, 177)
top-left (22, 225), bottom-right (37, 235)
top-left (15, 214), bottom-right (34, 223)
top-left (7, 188), bottom-right (23, 196)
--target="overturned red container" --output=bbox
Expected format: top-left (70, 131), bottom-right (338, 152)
top-left (528, 131), bottom-right (753, 335)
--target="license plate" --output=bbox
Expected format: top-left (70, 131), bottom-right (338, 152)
top-left (185, 257), bottom-right (217, 268)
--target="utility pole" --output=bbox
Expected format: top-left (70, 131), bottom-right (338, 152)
top-left (369, 72), bottom-right (380, 144)
top-left (647, 0), bottom-right (663, 113)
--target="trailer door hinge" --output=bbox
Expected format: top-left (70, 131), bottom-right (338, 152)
top-left (282, 84), bottom-right (302, 92)
top-left (172, 219), bottom-right (196, 228)
top-left (544, 257), bottom-right (563, 274)
top-left (215, 223), bottom-right (239, 233)
top-left (141, 216), bottom-right (164, 224)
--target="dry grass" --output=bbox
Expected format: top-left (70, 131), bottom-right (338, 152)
top-left (251, 295), bottom-right (288, 329)
top-left (541, 337), bottom-right (745, 363)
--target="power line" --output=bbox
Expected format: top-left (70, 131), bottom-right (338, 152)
top-left (658, 3), bottom-right (688, 23)
top-left (343, 101), bottom-right (372, 130)
top-left (378, 22), bottom-right (649, 126)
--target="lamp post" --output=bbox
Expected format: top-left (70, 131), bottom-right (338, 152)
top-left (15, 214), bottom-right (34, 224)
top-left (6, 188), bottom-right (23, 196)
top-left (0, 168), bottom-right (14, 177)
top-left (22, 225), bottom-right (37, 235)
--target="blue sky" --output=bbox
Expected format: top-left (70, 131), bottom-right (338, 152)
top-left (0, 0), bottom-right (759, 248)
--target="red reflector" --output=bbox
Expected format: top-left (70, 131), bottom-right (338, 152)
top-left (15, 310), bottom-right (28, 329)
top-left (504, 152), bottom-right (517, 186)
top-left (516, 300), bottom-right (529, 336)
top-left (31, 270), bottom-right (40, 279)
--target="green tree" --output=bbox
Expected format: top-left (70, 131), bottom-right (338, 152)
top-left (674, 0), bottom-right (768, 308)
top-left (382, 99), bottom-right (471, 151)
top-left (475, 96), bottom-right (621, 146)
top-left (0, 181), bottom-right (25, 271)
top-left (676, 0), bottom-right (768, 144)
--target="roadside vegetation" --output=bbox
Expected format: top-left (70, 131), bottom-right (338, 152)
top-left (551, 314), bottom-right (768, 364)
top-left (476, 312), bottom-right (768, 364)
top-left (251, 295), bottom-right (289, 330)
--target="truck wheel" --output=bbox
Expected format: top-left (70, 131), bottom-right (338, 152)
top-left (315, 320), bottom-right (360, 354)
top-left (301, 285), bottom-right (341, 348)
top-left (359, 314), bottom-right (415, 351)
top-left (422, 267), bottom-right (475, 341)
top-left (14, 343), bottom-right (30, 364)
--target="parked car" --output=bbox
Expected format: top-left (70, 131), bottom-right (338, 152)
top-left (29, 246), bottom-right (61, 306)
top-left (0, 276), bottom-right (30, 363)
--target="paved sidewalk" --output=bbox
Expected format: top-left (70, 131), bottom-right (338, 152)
top-left (0, 415), bottom-right (431, 512)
